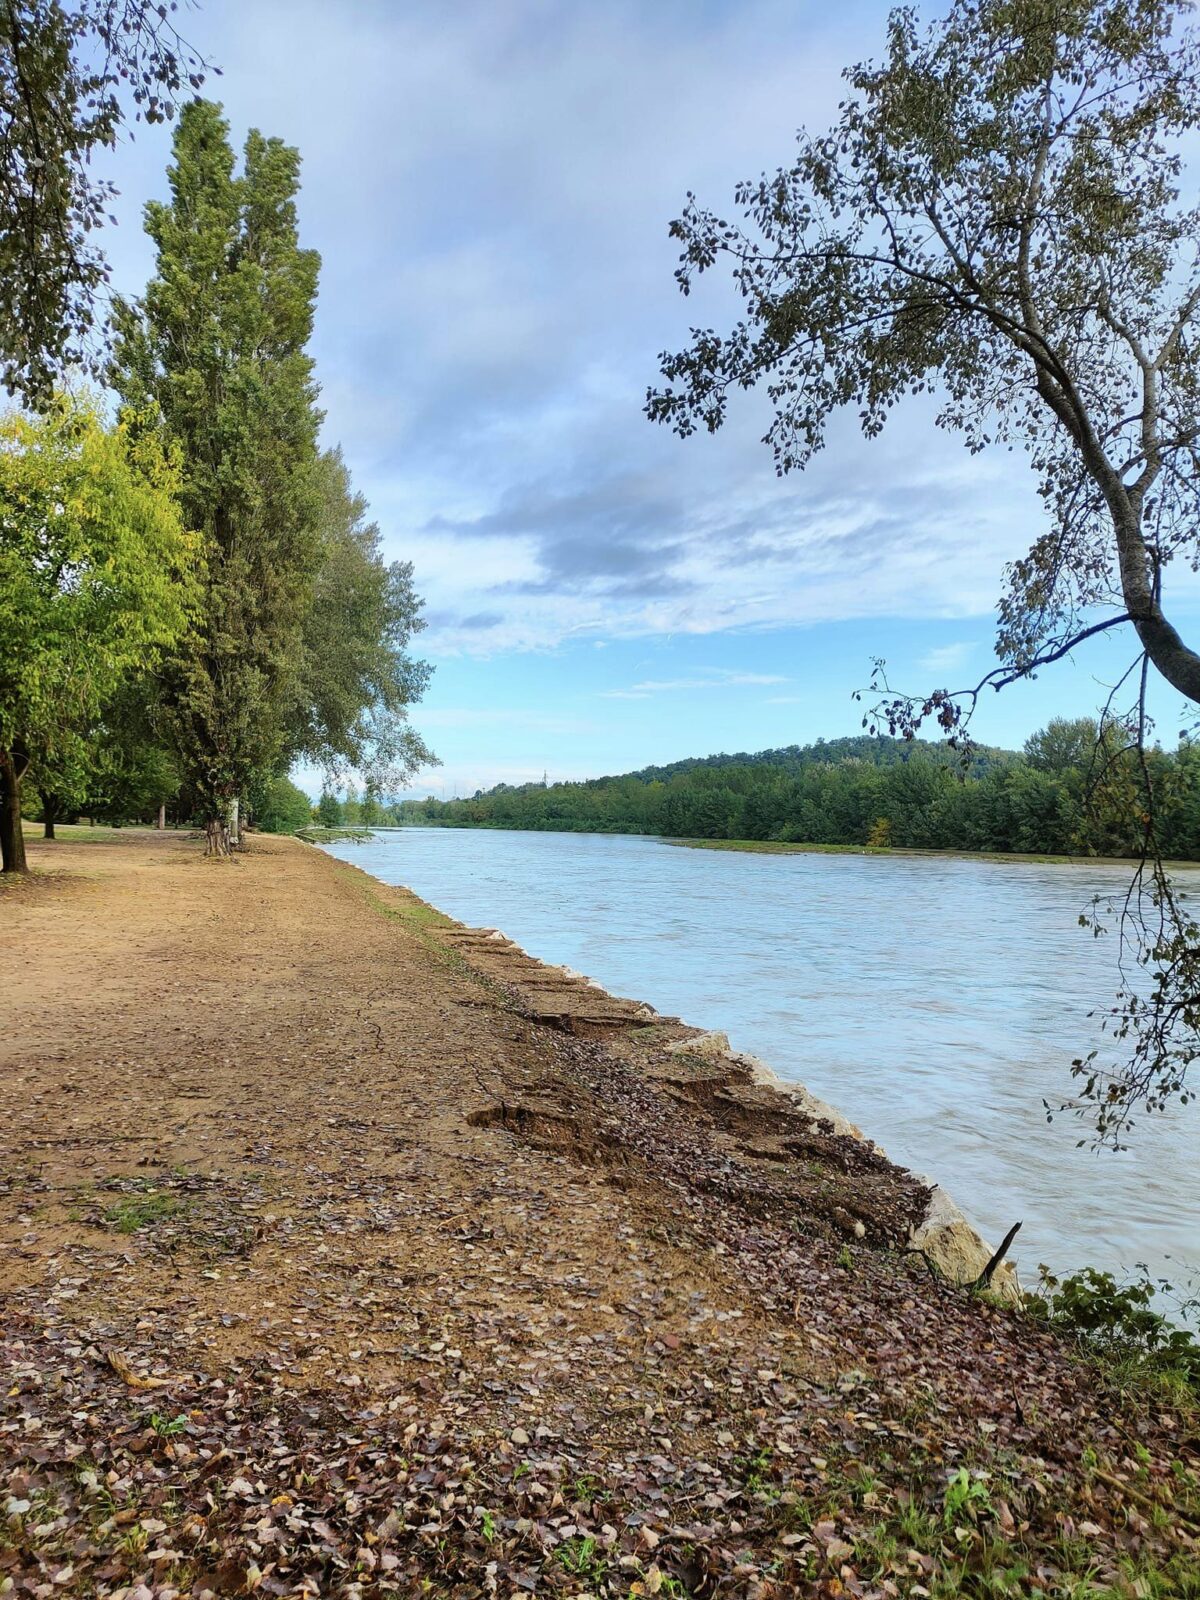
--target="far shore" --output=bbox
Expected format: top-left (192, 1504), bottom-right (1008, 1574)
top-left (664, 835), bottom-right (1200, 869)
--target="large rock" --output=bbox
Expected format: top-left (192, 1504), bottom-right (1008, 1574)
top-left (907, 1184), bottom-right (1021, 1301)
top-left (665, 1030), bottom-right (733, 1062)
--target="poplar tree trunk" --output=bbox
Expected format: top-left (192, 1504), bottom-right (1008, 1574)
top-left (156, 803), bottom-right (166, 830)
top-left (228, 795), bottom-right (240, 849)
top-left (0, 749), bottom-right (28, 874)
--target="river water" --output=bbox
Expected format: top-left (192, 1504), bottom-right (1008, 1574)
top-left (322, 827), bottom-right (1198, 1298)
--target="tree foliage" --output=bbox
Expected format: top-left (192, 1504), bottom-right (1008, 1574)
top-left (249, 771), bottom-right (313, 834)
top-left (0, 390), bottom-right (198, 869)
top-left (284, 449), bottom-right (434, 791)
top-left (113, 98), bottom-right (324, 847)
top-left (397, 725), bottom-right (1200, 861)
top-left (0, 0), bottom-right (209, 402)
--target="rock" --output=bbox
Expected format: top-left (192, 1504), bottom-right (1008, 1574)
top-left (908, 1186), bottom-right (1021, 1302)
top-left (665, 1030), bottom-right (732, 1062)
top-left (510, 1426), bottom-right (529, 1446)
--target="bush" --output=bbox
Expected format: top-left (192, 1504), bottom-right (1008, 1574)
top-left (1032, 1266), bottom-right (1200, 1397)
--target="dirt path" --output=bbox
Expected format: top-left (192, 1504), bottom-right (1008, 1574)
top-left (1, 833), bottom-right (1195, 1597)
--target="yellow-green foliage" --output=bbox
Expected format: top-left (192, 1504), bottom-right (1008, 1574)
top-left (0, 392), bottom-right (201, 758)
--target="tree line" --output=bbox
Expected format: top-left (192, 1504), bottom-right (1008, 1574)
top-left (388, 724), bottom-right (1200, 860)
top-left (1, 95), bottom-right (431, 871)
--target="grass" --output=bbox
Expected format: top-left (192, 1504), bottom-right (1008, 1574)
top-left (20, 820), bottom-right (166, 844)
top-left (99, 1182), bottom-right (185, 1234)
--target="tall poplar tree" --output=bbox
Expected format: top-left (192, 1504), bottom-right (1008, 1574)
top-left (114, 99), bottom-right (323, 853)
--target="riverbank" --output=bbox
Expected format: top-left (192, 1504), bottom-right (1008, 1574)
top-left (2, 832), bottom-right (1196, 1596)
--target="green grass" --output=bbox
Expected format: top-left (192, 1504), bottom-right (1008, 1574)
top-left (103, 1189), bottom-right (183, 1233)
top-left (21, 821), bottom-right (166, 844)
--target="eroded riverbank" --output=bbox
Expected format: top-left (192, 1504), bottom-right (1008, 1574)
top-left (2, 831), bottom-right (1196, 1596)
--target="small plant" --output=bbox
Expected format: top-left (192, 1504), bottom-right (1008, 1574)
top-left (479, 1508), bottom-right (497, 1543)
top-left (103, 1189), bottom-right (182, 1233)
top-left (837, 1244), bottom-right (854, 1270)
top-left (942, 1467), bottom-right (993, 1527)
top-left (552, 1534), bottom-right (607, 1580)
top-left (149, 1412), bottom-right (189, 1438)
top-left (118, 1523), bottom-right (149, 1558)
top-left (737, 1445), bottom-right (775, 1495)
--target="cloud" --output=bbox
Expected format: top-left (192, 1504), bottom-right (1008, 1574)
top-left (599, 668), bottom-right (790, 699)
top-left (918, 642), bottom-right (975, 676)
top-left (97, 0), bottom-right (1144, 667)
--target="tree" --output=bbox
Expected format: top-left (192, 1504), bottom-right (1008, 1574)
top-left (282, 449), bottom-right (434, 791)
top-left (650, 0), bottom-right (1200, 710)
top-left (81, 675), bottom-right (181, 826)
top-left (0, 392), bottom-right (198, 871)
top-left (113, 99), bottom-right (324, 855)
top-left (647, 0), bottom-right (1200, 1140)
top-left (0, 0), bottom-right (209, 403)
top-left (249, 772), bottom-right (312, 834)
top-left (317, 788), bottom-right (342, 829)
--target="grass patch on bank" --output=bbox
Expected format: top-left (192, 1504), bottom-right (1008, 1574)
top-left (296, 826), bottom-right (375, 843)
top-left (21, 821), bottom-right (165, 845)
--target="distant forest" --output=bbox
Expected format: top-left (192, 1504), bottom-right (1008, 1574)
top-left (343, 722), bottom-right (1200, 859)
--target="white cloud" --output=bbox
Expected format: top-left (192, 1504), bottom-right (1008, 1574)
top-left (599, 669), bottom-right (790, 698)
top-left (918, 642), bottom-right (975, 676)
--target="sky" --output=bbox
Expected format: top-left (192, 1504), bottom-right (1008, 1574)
top-left (94, 0), bottom-right (1200, 798)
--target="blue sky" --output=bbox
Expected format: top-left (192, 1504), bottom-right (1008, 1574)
top-left (94, 0), bottom-right (1200, 797)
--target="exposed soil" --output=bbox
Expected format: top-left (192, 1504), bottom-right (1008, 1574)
top-left (1, 831), bottom-right (1196, 1597)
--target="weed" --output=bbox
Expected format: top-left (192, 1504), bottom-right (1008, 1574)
top-left (479, 1508), bottom-right (497, 1543)
top-left (1030, 1266), bottom-right (1200, 1401)
top-left (736, 1445), bottom-right (775, 1495)
top-left (103, 1189), bottom-right (182, 1233)
top-left (943, 1467), bottom-right (993, 1527)
top-left (837, 1243), bottom-right (854, 1269)
top-left (118, 1524), bottom-right (149, 1558)
top-left (149, 1412), bottom-right (189, 1438)
top-left (552, 1534), bottom-right (607, 1581)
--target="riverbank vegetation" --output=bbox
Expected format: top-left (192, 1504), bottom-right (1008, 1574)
top-left (0, 54), bottom-right (431, 871)
top-left (392, 723), bottom-right (1200, 859)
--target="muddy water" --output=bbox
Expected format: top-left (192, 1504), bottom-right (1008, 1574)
top-left (324, 827), bottom-right (1199, 1298)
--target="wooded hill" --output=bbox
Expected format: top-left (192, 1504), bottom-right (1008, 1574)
top-left (387, 722), bottom-right (1200, 859)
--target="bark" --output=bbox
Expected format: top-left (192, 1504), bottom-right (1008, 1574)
top-left (204, 817), bottom-right (230, 858)
top-left (0, 748), bottom-right (28, 874)
top-left (1128, 609), bottom-right (1200, 705)
top-left (228, 795), bottom-right (241, 850)
top-left (40, 790), bottom-right (58, 841)
top-left (1104, 477), bottom-right (1200, 705)
top-left (156, 803), bottom-right (166, 830)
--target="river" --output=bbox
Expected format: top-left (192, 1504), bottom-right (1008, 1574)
top-left (321, 827), bottom-right (1198, 1301)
